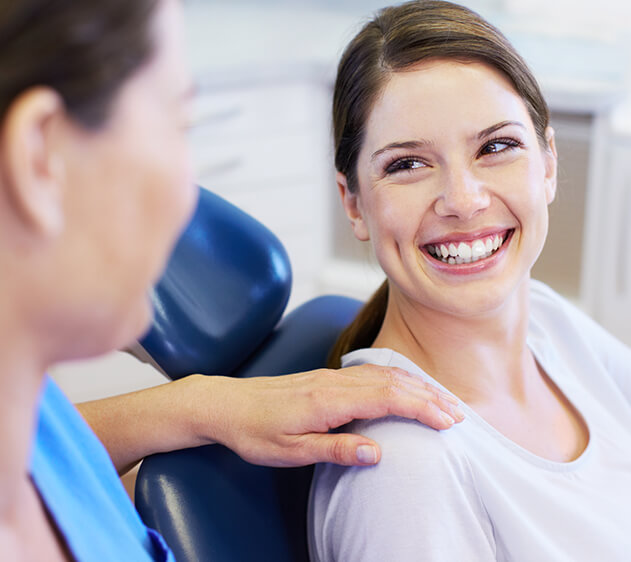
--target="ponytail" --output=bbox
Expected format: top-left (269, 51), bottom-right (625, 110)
top-left (327, 281), bottom-right (389, 368)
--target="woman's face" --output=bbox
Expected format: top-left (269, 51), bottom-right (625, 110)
top-left (53, 0), bottom-right (197, 355)
top-left (340, 60), bottom-right (557, 319)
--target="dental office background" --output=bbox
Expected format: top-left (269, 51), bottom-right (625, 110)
top-left (52, 0), bottom-right (631, 402)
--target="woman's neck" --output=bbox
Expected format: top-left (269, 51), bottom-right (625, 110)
top-left (0, 307), bottom-right (73, 559)
top-left (373, 280), bottom-right (534, 406)
top-left (0, 320), bottom-right (48, 519)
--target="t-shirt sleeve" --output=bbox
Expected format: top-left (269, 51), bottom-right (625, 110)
top-left (308, 417), bottom-right (495, 562)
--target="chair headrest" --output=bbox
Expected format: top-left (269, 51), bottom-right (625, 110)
top-left (139, 187), bottom-right (292, 379)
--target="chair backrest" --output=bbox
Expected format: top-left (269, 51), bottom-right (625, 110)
top-left (134, 187), bottom-right (362, 562)
top-left (138, 186), bottom-right (292, 379)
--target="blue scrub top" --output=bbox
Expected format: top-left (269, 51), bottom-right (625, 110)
top-left (30, 376), bottom-right (174, 561)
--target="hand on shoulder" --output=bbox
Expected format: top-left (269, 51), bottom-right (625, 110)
top-left (192, 365), bottom-right (464, 467)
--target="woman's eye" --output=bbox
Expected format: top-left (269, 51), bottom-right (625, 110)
top-left (479, 138), bottom-right (520, 156)
top-left (385, 157), bottom-right (427, 174)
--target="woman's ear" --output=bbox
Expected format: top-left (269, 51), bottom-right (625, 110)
top-left (0, 87), bottom-right (66, 240)
top-left (543, 126), bottom-right (558, 205)
top-left (337, 171), bottom-right (370, 241)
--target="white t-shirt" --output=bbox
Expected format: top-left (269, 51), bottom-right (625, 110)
top-left (309, 280), bottom-right (631, 562)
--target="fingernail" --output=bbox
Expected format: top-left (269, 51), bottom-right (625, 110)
top-left (440, 411), bottom-right (455, 426)
top-left (452, 405), bottom-right (465, 420)
top-left (356, 445), bottom-right (378, 464)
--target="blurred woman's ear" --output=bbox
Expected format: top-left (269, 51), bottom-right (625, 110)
top-left (0, 87), bottom-right (66, 240)
top-left (337, 171), bottom-right (370, 242)
top-left (543, 126), bottom-right (558, 205)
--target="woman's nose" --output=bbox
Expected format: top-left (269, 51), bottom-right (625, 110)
top-left (433, 167), bottom-right (490, 220)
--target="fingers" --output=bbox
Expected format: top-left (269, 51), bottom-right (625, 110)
top-left (312, 364), bottom-right (465, 431)
top-left (212, 366), bottom-right (465, 469)
top-left (299, 433), bottom-right (382, 466)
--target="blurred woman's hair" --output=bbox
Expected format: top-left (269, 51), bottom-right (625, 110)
top-left (329, 0), bottom-right (550, 367)
top-left (0, 0), bottom-right (158, 128)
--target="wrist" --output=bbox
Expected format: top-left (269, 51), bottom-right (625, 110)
top-left (179, 373), bottom-right (226, 449)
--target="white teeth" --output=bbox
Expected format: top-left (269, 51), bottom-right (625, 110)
top-left (457, 242), bottom-right (471, 260)
top-left (427, 231), bottom-right (509, 264)
top-left (471, 239), bottom-right (486, 260)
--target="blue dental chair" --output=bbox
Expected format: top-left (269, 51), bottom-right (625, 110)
top-left (134, 187), bottom-right (362, 562)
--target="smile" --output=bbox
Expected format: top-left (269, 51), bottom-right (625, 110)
top-left (425, 229), bottom-right (513, 264)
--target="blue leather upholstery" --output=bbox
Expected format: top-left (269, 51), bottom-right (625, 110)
top-left (134, 187), bottom-right (362, 562)
top-left (139, 186), bottom-right (292, 379)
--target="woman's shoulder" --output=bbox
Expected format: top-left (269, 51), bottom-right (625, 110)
top-left (318, 344), bottom-right (474, 490)
top-left (350, 415), bottom-right (469, 478)
top-left (528, 278), bottom-right (628, 357)
top-left (527, 279), bottom-right (602, 351)
top-left (342, 347), bottom-right (434, 384)
top-left (528, 278), bottom-right (573, 315)
top-left (317, 406), bottom-right (473, 504)
top-left (312, 412), bottom-right (475, 506)
top-left (528, 278), bottom-right (599, 331)
top-left (309, 408), bottom-right (485, 560)
top-left (340, 347), bottom-right (469, 468)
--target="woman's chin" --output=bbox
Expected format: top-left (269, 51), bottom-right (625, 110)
top-left (123, 294), bottom-right (155, 343)
top-left (439, 277), bottom-right (529, 319)
top-left (83, 295), bottom-right (154, 360)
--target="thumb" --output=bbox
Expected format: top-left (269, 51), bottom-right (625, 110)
top-left (306, 433), bottom-right (382, 466)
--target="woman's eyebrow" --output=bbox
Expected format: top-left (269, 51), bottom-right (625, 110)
top-left (477, 120), bottom-right (525, 139)
top-left (370, 139), bottom-right (434, 162)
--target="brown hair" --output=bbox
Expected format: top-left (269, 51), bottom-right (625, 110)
top-left (0, 0), bottom-right (158, 128)
top-left (329, 0), bottom-right (550, 368)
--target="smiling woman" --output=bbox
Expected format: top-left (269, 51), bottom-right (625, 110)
top-left (309, 1), bottom-right (631, 561)
top-left (339, 59), bottom-right (556, 320)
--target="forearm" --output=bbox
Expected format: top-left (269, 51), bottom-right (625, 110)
top-left (77, 374), bottom-right (215, 475)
